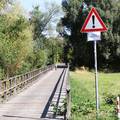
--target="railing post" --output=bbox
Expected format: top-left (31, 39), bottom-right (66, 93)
top-left (9, 79), bottom-right (12, 96)
top-left (14, 77), bottom-right (17, 94)
top-left (4, 81), bottom-right (7, 100)
top-left (0, 65), bottom-right (54, 102)
top-left (66, 64), bottom-right (71, 120)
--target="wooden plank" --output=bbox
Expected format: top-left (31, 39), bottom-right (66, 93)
top-left (0, 68), bottom-right (63, 120)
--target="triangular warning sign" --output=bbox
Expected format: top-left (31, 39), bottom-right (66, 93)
top-left (81, 7), bottom-right (107, 33)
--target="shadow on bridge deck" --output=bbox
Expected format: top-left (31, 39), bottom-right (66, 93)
top-left (41, 65), bottom-right (68, 120)
top-left (0, 64), bottom-right (68, 120)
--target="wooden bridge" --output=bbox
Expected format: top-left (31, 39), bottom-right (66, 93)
top-left (0, 64), bottom-right (71, 120)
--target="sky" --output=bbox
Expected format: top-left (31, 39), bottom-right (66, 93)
top-left (18, 0), bottom-right (62, 13)
top-left (18, 0), bottom-right (63, 37)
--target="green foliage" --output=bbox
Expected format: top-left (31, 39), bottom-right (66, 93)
top-left (0, 0), bottom-right (12, 10)
top-left (0, 4), bottom-right (33, 78)
top-left (70, 71), bottom-right (96, 119)
top-left (70, 71), bottom-right (120, 119)
top-left (15, 61), bottom-right (32, 75)
top-left (33, 50), bottom-right (48, 68)
top-left (0, 67), bottom-right (4, 79)
top-left (0, 1), bottom-right (64, 79)
top-left (51, 98), bottom-right (67, 116)
top-left (46, 38), bottom-right (64, 64)
top-left (30, 4), bottom-right (60, 41)
top-left (30, 6), bottom-right (45, 40)
top-left (60, 0), bottom-right (120, 71)
top-left (29, 5), bottom-right (64, 68)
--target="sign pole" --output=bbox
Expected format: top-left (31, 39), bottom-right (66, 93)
top-left (94, 40), bottom-right (99, 116)
top-left (80, 6), bottom-right (108, 118)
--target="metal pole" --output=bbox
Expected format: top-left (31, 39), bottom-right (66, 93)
top-left (94, 41), bottom-right (99, 116)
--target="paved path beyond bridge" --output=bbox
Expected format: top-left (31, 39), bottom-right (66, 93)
top-left (0, 67), bottom-right (67, 120)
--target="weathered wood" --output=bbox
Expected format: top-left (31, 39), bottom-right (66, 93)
top-left (0, 65), bottom-right (54, 102)
top-left (14, 77), bottom-right (17, 94)
top-left (0, 67), bottom-right (64, 120)
top-left (66, 64), bottom-right (71, 120)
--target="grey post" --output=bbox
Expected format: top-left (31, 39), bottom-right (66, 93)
top-left (94, 41), bottom-right (99, 115)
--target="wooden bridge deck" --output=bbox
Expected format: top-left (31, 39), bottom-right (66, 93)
top-left (0, 68), bottom-right (67, 120)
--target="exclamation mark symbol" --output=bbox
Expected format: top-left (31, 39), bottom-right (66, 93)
top-left (92, 15), bottom-right (95, 28)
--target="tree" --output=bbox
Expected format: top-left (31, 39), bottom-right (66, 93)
top-left (60, 0), bottom-right (120, 70)
top-left (46, 37), bottom-right (64, 64)
top-left (29, 3), bottom-right (63, 68)
top-left (30, 4), bottom-right (60, 41)
top-left (0, 4), bottom-right (33, 77)
top-left (0, 0), bottom-right (12, 10)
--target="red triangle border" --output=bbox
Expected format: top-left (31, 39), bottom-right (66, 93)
top-left (81, 7), bottom-right (108, 33)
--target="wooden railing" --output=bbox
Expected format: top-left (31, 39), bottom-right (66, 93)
top-left (66, 64), bottom-right (71, 120)
top-left (0, 65), bottom-right (54, 102)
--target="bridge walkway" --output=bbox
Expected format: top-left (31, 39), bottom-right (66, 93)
top-left (0, 67), bottom-right (67, 120)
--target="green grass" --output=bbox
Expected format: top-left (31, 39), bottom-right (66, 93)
top-left (70, 71), bottom-right (120, 120)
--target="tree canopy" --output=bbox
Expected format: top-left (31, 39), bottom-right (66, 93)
top-left (0, 0), bottom-right (120, 79)
top-left (0, 1), bottom-right (64, 79)
top-left (0, 3), bottom-right (33, 77)
top-left (60, 0), bottom-right (120, 71)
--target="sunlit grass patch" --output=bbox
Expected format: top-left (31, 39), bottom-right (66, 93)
top-left (70, 71), bottom-right (120, 120)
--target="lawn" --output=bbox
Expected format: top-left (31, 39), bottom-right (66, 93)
top-left (70, 70), bottom-right (120, 120)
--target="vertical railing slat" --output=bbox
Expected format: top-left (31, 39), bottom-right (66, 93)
top-left (0, 65), bottom-right (54, 102)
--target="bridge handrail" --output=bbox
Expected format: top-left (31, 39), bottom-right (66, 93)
top-left (0, 65), bottom-right (54, 102)
top-left (66, 64), bottom-right (71, 120)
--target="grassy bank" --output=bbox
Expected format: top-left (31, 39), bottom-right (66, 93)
top-left (70, 70), bottom-right (120, 120)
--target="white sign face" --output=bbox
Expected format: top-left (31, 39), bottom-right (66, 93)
top-left (81, 7), bottom-right (107, 33)
top-left (87, 32), bottom-right (101, 41)
top-left (85, 13), bottom-right (103, 30)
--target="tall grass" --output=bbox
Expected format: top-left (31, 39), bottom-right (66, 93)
top-left (70, 71), bottom-right (120, 120)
